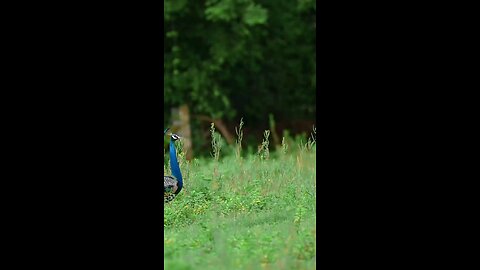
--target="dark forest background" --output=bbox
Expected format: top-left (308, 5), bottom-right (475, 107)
top-left (164, 0), bottom-right (316, 156)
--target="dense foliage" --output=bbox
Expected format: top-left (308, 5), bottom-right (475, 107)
top-left (164, 0), bottom-right (316, 127)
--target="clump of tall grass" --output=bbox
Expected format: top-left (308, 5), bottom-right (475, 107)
top-left (210, 123), bottom-right (222, 162)
top-left (209, 123), bottom-right (224, 188)
top-left (234, 118), bottom-right (244, 160)
top-left (257, 130), bottom-right (271, 161)
top-left (281, 136), bottom-right (289, 156)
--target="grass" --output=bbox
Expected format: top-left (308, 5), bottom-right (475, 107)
top-left (164, 123), bottom-right (316, 270)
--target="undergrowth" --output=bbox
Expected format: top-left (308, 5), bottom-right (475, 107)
top-left (164, 122), bottom-right (316, 270)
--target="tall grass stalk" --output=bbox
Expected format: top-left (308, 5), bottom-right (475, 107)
top-left (235, 118), bottom-right (244, 160)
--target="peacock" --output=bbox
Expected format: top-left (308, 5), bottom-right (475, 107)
top-left (164, 128), bottom-right (183, 203)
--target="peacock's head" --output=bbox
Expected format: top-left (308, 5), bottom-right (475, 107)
top-left (171, 134), bottom-right (181, 141)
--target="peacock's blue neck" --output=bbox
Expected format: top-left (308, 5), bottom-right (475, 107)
top-left (170, 139), bottom-right (183, 193)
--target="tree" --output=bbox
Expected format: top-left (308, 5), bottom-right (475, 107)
top-left (164, 0), bottom-right (316, 153)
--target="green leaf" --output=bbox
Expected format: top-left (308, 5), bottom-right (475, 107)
top-left (205, 0), bottom-right (236, 22)
top-left (243, 4), bottom-right (268, 26)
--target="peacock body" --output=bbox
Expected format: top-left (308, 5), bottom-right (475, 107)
top-left (164, 129), bottom-right (183, 203)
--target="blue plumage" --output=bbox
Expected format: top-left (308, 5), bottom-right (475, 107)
top-left (164, 129), bottom-right (183, 203)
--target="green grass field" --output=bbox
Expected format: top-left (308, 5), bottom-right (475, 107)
top-left (164, 127), bottom-right (316, 270)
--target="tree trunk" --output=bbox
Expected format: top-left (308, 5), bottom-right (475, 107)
top-left (171, 105), bottom-right (193, 160)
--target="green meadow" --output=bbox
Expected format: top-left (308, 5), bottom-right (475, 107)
top-left (164, 126), bottom-right (316, 270)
